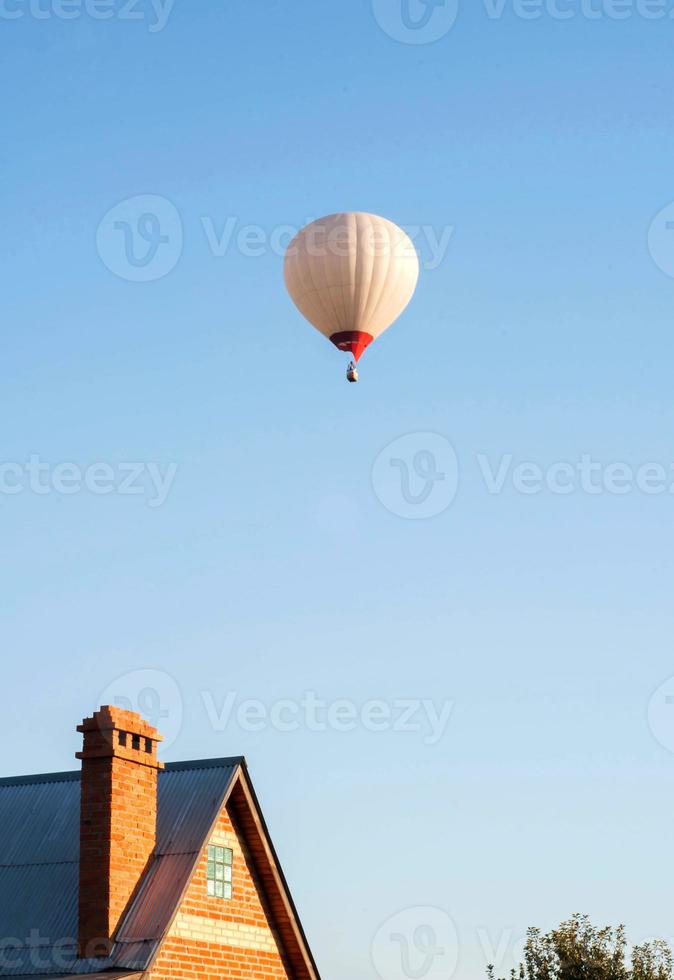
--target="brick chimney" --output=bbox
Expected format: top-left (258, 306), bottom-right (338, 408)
top-left (76, 705), bottom-right (164, 958)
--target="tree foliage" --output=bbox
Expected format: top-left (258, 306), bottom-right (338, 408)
top-left (487, 915), bottom-right (673, 980)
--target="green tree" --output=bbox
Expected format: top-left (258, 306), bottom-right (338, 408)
top-left (486, 915), bottom-right (673, 980)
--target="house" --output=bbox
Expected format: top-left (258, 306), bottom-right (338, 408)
top-left (0, 705), bottom-right (321, 980)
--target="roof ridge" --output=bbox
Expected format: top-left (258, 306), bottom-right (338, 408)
top-left (163, 756), bottom-right (245, 772)
top-left (0, 756), bottom-right (246, 787)
top-left (0, 769), bottom-right (79, 786)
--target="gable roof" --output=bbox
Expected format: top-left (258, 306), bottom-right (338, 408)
top-left (0, 759), bottom-right (320, 980)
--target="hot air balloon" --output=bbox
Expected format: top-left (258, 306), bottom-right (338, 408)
top-left (284, 212), bottom-right (420, 383)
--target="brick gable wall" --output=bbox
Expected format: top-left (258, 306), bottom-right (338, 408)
top-left (146, 802), bottom-right (293, 980)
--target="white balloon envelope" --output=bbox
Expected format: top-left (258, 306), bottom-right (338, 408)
top-left (284, 212), bottom-right (420, 377)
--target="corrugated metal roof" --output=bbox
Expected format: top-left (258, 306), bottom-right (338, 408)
top-left (0, 759), bottom-right (241, 977)
top-left (155, 762), bottom-right (240, 855)
top-left (0, 776), bottom-right (80, 866)
top-left (13, 972), bottom-right (142, 980)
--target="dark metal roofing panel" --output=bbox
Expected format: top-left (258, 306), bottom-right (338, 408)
top-left (0, 759), bottom-right (241, 977)
top-left (0, 863), bottom-right (78, 940)
top-left (0, 931), bottom-right (107, 979)
top-left (11, 972), bottom-right (142, 980)
top-left (0, 777), bottom-right (79, 865)
top-left (116, 851), bottom-right (204, 944)
top-left (0, 775), bottom-right (97, 978)
top-left (155, 762), bottom-right (239, 855)
top-left (110, 941), bottom-right (158, 972)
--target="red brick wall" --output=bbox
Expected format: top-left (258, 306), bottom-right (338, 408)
top-left (146, 803), bottom-right (292, 980)
top-left (77, 707), bottom-right (162, 957)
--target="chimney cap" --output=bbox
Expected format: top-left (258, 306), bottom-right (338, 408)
top-left (77, 704), bottom-right (163, 742)
top-left (76, 705), bottom-right (165, 768)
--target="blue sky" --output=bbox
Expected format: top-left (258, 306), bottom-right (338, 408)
top-left (2, 1), bottom-right (674, 978)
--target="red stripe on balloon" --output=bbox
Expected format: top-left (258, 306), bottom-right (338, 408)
top-left (329, 331), bottom-right (374, 362)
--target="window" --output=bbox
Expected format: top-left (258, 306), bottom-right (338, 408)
top-left (207, 844), bottom-right (233, 899)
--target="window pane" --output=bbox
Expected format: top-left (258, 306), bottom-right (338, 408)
top-left (224, 866), bottom-right (232, 882)
top-left (215, 880), bottom-right (224, 898)
top-left (215, 864), bottom-right (224, 880)
top-left (224, 848), bottom-right (233, 865)
top-left (215, 847), bottom-right (225, 862)
top-left (224, 883), bottom-right (232, 900)
top-left (207, 861), bottom-right (215, 879)
top-left (207, 879), bottom-right (215, 896)
top-left (208, 845), bottom-right (216, 861)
